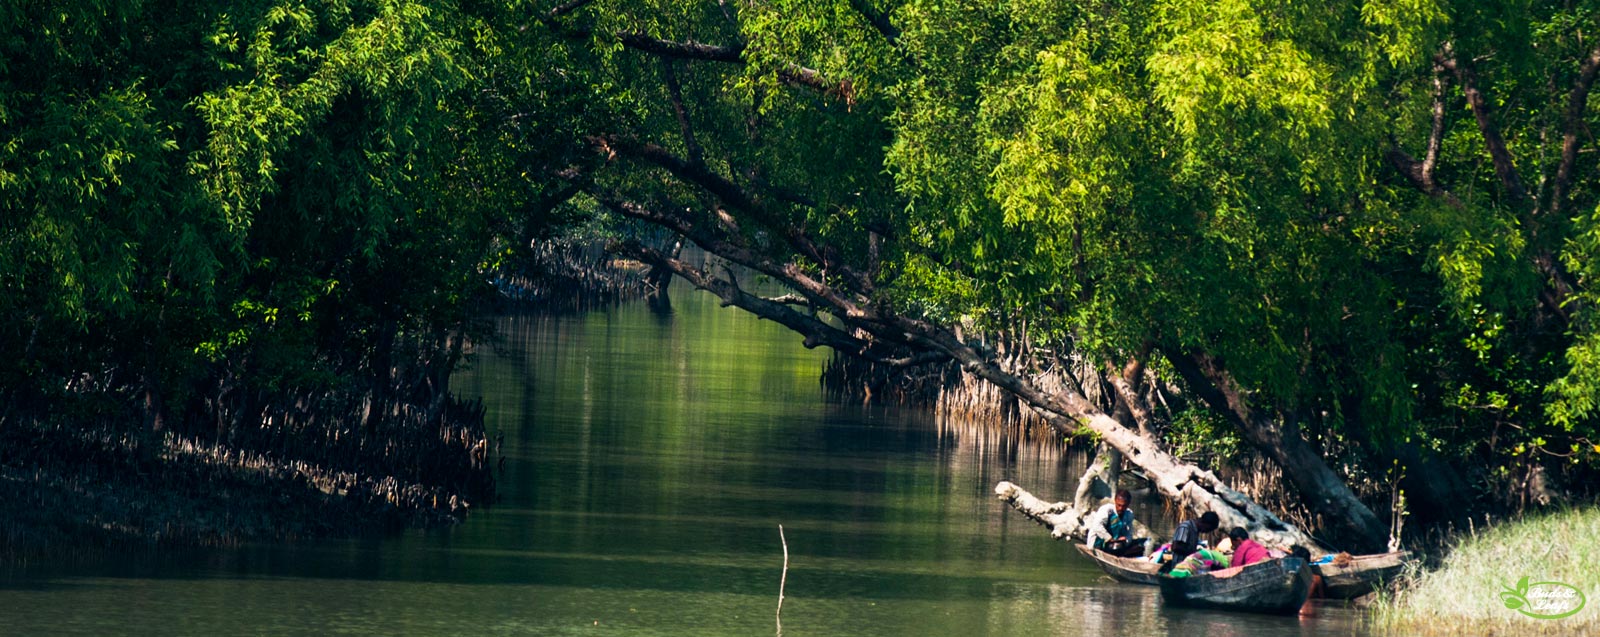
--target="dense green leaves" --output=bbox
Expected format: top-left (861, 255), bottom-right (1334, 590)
top-left (542, 0), bottom-right (1600, 505)
top-left (6, 0), bottom-right (1600, 516)
top-left (0, 0), bottom-right (573, 439)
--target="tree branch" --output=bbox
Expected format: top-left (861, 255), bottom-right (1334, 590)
top-left (1385, 147), bottom-right (1459, 204)
top-left (1106, 353), bottom-right (1155, 437)
top-left (546, 0), bottom-right (598, 20)
top-left (1438, 47), bottom-right (1529, 205)
top-left (848, 0), bottom-right (901, 45)
top-left (778, 65), bottom-right (856, 104)
top-left (1552, 44), bottom-right (1600, 217)
top-left (1423, 63), bottom-right (1449, 185)
top-left (540, 21), bottom-right (853, 98)
top-left (586, 184), bottom-right (871, 324)
top-left (661, 59), bottom-right (704, 166)
top-left (610, 236), bottom-right (941, 368)
top-left (592, 134), bottom-right (877, 297)
top-left (612, 239), bottom-right (861, 346)
top-left (617, 32), bottom-right (744, 62)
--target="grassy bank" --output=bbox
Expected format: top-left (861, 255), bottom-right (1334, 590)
top-left (1374, 507), bottom-right (1598, 635)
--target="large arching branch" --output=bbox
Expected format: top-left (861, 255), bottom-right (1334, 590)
top-left (607, 233), bottom-right (944, 368)
top-left (594, 135), bottom-right (877, 297)
top-left (584, 144), bottom-right (1331, 552)
top-left (537, 6), bottom-right (851, 98)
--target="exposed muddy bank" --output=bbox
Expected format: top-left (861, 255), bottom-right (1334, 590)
top-left (1, 395), bottom-right (494, 565)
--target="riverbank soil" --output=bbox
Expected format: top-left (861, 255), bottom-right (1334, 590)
top-left (0, 417), bottom-right (486, 565)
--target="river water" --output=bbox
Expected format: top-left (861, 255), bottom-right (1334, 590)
top-left (0, 286), bottom-right (1372, 635)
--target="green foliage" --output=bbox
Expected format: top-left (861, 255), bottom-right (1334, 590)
top-left (1167, 406), bottom-right (1247, 464)
top-left (0, 0), bottom-right (577, 439)
top-left (9, 0), bottom-right (1600, 515)
top-left (546, 0), bottom-right (1600, 500)
top-left (1549, 202), bottom-right (1600, 428)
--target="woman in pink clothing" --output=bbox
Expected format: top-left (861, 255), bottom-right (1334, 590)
top-left (1227, 527), bottom-right (1270, 568)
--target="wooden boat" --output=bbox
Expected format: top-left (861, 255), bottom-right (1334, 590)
top-left (1312, 551), bottom-right (1410, 599)
top-left (1159, 557), bottom-right (1312, 615)
top-left (1073, 544), bottom-right (1163, 585)
top-left (1077, 540), bottom-right (1407, 601)
top-left (1077, 542), bottom-right (1408, 599)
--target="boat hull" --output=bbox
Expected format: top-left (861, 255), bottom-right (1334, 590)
top-left (1312, 551), bottom-right (1409, 599)
top-left (1159, 557), bottom-right (1312, 615)
top-left (1074, 544), bottom-right (1163, 585)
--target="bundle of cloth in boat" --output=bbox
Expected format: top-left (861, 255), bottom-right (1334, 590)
top-left (1159, 527), bottom-right (1275, 577)
top-left (1165, 548), bottom-right (1230, 578)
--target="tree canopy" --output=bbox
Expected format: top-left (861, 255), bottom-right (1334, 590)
top-left (6, 0), bottom-right (1600, 548)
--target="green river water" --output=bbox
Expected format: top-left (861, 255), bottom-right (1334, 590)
top-left (0, 285), bottom-right (1372, 635)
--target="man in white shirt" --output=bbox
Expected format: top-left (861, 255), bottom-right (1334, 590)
top-left (1084, 489), bottom-right (1144, 557)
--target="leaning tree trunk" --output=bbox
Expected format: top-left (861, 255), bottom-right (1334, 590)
top-left (1073, 443), bottom-right (1117, 512)
top-left (582, 137), bottom-right (1354, 555)
top-left (614, 238), bottom-right (1337, 552)
top-left (1005, 443), bottom-right (1154, 549)
top-left (1166, 350), bottom-right (1388, 553)
top-left (913, 333), bottom-right (1334, 553)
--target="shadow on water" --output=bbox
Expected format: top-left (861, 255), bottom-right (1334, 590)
top-left (647, 291), bottom-right (674, 319)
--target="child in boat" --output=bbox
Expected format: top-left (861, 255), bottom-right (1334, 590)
top-left (1085, 489), bottom-right (1146, 557)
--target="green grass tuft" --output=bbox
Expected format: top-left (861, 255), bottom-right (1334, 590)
top-left (1372, 507), bottom-right (1598, 636)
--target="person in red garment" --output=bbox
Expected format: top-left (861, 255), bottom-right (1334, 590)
top-left (1226, 527), bottom-right (1270, 568)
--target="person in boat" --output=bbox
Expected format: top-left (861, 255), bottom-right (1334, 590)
top-left (1290, 545), bottom-right (1324, 617)
top-left (1158, 510), bottom-right (1219, 573)
top-left (1085, 489), bottom-right (1146, 557)
top-left (1226, 527), bottom-right (1270, 568)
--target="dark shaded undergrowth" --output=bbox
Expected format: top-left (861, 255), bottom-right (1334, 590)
top-left (1, 393), bottom-right (494, 565)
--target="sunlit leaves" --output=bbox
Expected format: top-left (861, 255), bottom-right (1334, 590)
top-left (1547, 202), bottom-right (1600, 429)
top-left (194, 0), bottom-right (470, 231)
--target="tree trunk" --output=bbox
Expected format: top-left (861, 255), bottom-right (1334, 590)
top-left (1391, 441), bottom-right (1474, 527)
top-left (1073, 443), bottom-right (1118, 512)
top-left (998, 476), bottom-right (1152, 540)
top-left (905, 334), bottom-right (1328, 552)
top-left (1164, 349), bottom-right (1388, 552)
top-left (617, 239), bottom-right (1333, 552)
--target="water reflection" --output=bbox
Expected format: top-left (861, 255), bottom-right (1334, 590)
top-left (0, 285), bottom-right (1375, 636)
